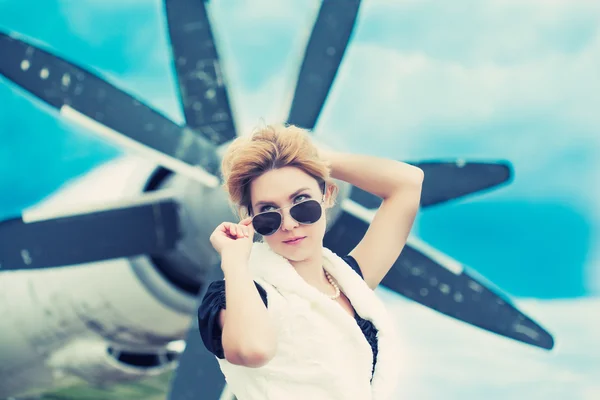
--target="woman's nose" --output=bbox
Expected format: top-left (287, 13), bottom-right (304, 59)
top-left (280, 209), bottom-right (299, 231)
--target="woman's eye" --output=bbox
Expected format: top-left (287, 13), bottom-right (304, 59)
top-left (260, 205), bottom-right (275, 212)
top-left (295, 194), bottom-right (310, 203)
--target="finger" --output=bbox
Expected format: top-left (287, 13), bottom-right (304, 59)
top-left (219, 222), bottom-right (231, 233)
top-left (240, 218), bottom-right (254, 237)
top-left (239, 217), bottom-right (252, 226)
top-left (222, 223), bottom-right (236, 238)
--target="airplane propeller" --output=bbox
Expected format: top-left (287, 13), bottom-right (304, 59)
top-left (0, 0), bottom-right (554, 398)
top-left (0, 31), bottom-right (221, 187)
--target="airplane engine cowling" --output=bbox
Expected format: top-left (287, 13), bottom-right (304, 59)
top-left (47, 340), bottom-right (180, 388)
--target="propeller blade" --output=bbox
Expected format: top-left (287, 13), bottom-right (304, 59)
top-left (0, 191), bottom-right (180, 271)
top-left (387, 237), bottom-right (554, 350)
top-left (324, 199), bottom-right (554, 350)
top-left (0, 32), bottom-right (220, 187)
top-left (164, 0), bottom-right (237, 145)
top-left (167, 336), bottom-right (235, 400)
top-left (286, 0), bottom-right (362, 130)
top-left (166, 314), bottom-right (228, 400)
top-left (350, 160), bottom-right (512, 209)
top-left (415, 160), bottom-right (512, 207)
top-left (167, 266), bottom-right (229, 400)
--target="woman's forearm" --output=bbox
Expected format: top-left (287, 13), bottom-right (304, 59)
top-left (220, 253), bottom-right (277, 367)
top-left (323, 150), bottom-right (424, 199)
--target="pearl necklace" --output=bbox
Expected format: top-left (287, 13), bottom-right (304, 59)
top-left (324, 269), bottom-right (341, 300)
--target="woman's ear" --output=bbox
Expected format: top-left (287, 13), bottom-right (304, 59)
top-left (323, 183), bottom-right (338, 209)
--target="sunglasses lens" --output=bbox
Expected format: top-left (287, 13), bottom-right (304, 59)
top-left (252, 212), bottom-right (281, 236)
top-left (290, 200), bottom-right (322, 224)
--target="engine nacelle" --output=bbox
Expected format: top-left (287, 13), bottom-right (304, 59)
top-left (47, 340), bottom-right (180, 387)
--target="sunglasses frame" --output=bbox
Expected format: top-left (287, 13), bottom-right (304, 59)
top-left (251, 192), bottom-right (326, 236)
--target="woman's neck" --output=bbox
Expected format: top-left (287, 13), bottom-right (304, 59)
top-left (288, 252), bottom-right (329, 288)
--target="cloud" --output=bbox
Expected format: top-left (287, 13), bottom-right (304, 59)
top-left (358, 0), bottom-right (600, 62)
top-left (317, 35), bottom-right (600, 150)
top-left (379, 292), bottom-right (600, 399)
top-left (211, 0), bottom-right (319, 23)
top-left (302, 0), bottom-right (600, 158)
top-left (309, 34), bottom-right (600, 227)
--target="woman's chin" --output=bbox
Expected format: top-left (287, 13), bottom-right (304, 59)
top-left (275, 243), bottom-right (318, 263)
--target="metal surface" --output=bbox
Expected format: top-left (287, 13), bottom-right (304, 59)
top-left (0, 192), bottom-right (181, 270)
top-left (165, 0), bottom-right (237, 145)
top-left (286, 0), bottom-right (362, 130)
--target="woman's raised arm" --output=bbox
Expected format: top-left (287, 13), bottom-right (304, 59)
top-left (322, 149), bottom-right (424, 289)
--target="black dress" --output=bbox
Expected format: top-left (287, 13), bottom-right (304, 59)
top-left (198, 255), bottom-right (379, 379)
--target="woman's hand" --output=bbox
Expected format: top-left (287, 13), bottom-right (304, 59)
top-left (210, 217), bottom-right (255, 264)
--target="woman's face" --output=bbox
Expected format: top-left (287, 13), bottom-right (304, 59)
top-left (249, 166), bottom-right (331, 262)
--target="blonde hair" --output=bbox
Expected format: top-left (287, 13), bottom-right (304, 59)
top-left (221, 124), bottom-right (337, 218)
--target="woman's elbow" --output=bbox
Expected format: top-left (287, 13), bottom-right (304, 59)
top-left (224, 343), bottom-right (277, 368)
top-left (410, 165), bottom-right (425, 187)
top-left (390, 164), bottom-right (424, 193)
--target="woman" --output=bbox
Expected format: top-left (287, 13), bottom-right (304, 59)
top-left (198, 124), bottom-right (423, 400)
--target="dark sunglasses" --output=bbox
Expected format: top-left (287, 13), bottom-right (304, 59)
top-left (251, 199), bottom-right (323, 236)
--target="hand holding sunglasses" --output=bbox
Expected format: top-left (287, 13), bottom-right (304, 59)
top-left (210, 217), bottom-right (255, 260)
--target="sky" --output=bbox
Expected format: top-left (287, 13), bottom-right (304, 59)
top-left (0, 0), bottom-right (599, 398)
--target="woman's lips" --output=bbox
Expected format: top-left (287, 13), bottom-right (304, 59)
top-left (283, 236), bottom-right (306, 245)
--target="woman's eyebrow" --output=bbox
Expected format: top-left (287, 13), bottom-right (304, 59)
top-left (255, 187), bottom-right (311, 207)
